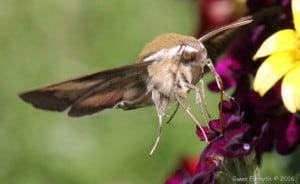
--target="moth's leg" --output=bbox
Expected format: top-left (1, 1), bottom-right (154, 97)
top-left (205, 59), bottom-right (234, 100)
top-left (198, 79), bottom-right (211, 120)
top-left (196, 67), bottom-right (211, 123)
top-left (113, 93), bottom-right (147, 109)
top-left (149, 91), bottom-right (167, 156)
top-left (205, 58), bottom-right (237, 131)
top-left (186, 82), bottom-right (210, 125)
top-left (175, 95), bottom-right (208, 142)
top-left (205, 59), bottom-right (223, 94)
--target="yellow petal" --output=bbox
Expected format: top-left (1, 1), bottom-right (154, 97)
top-left (253, 29), bottom-right (298, 60)
top-left (281, 63), bottom-right (300, 113)
top-left (254, 51), bottom-right (298, 96)
top-left (292, 0), bottom-right (300, 32)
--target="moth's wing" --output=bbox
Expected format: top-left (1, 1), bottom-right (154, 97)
top-left (202, 29), bottom-right (238, 62)
top-left (19, 62), bottom-right (153, 117)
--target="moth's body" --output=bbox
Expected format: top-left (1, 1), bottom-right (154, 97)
top-left (139, 34), bottom-right (207, 116)
top-left (19, 17), bottom-right (252, 155)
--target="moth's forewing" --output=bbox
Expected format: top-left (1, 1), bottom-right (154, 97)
top-left (19, 62), bottom-right (152, 117)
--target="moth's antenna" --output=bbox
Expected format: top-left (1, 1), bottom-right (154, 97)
top-left (198, 16), bottom-right (253, 42)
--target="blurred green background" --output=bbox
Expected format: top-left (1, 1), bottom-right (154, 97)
top-left (1, 0), bottom-right (299, 183)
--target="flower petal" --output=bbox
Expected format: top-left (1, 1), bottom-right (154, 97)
top-left (254, 51), bottom-right (298, 96)
top-left (196, 126), bottom-right (216, 141)
top-left (211, 124), bottom-right (251, 157)
top-left (253, 29), bottom-right (298, 60)
top-left (292, 0), bottom-right (300, 32)
top-left (275, 115), bottom-right (300, 154)
top-left (281, 64), bottom-right (300, 113)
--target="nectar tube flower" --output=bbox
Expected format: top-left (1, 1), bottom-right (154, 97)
top-left (253, 0), bottom-right (300, 113)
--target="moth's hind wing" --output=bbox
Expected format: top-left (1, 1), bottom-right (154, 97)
top-left (19, 62), bottom-right (152, 117)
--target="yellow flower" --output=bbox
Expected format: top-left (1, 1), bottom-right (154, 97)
top-left (253, 0), bottom-right (300, 113)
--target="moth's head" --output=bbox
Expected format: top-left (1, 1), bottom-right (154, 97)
top-left (179, 42), bottom-right (207, 64)
top-left (139, 33), bottom-right (208, 63)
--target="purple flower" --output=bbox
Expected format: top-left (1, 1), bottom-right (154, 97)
top-left (257, 114), bottom-right (300, 155)
top-left (197, 100), bottom-right (265, 157)
top-left (207, 0), bottom-right (300, 155)
top-left (194, 101), bottom-right (267, 184)
top-left (208, 57), bottom-right (242, 91)
top-left (166, 100), bottom-right (265, 184)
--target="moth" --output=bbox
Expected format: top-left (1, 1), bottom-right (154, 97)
top-left (19, 17), bottom-right (252, 155)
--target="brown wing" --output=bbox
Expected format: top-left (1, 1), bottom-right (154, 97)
top-left (19, 62), bottom-right (153, 117)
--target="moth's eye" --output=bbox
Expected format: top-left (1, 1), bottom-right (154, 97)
top-left (182, 50), bottom-right (197, 61)
top-left (182, 46), bottom-right (198, 62)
